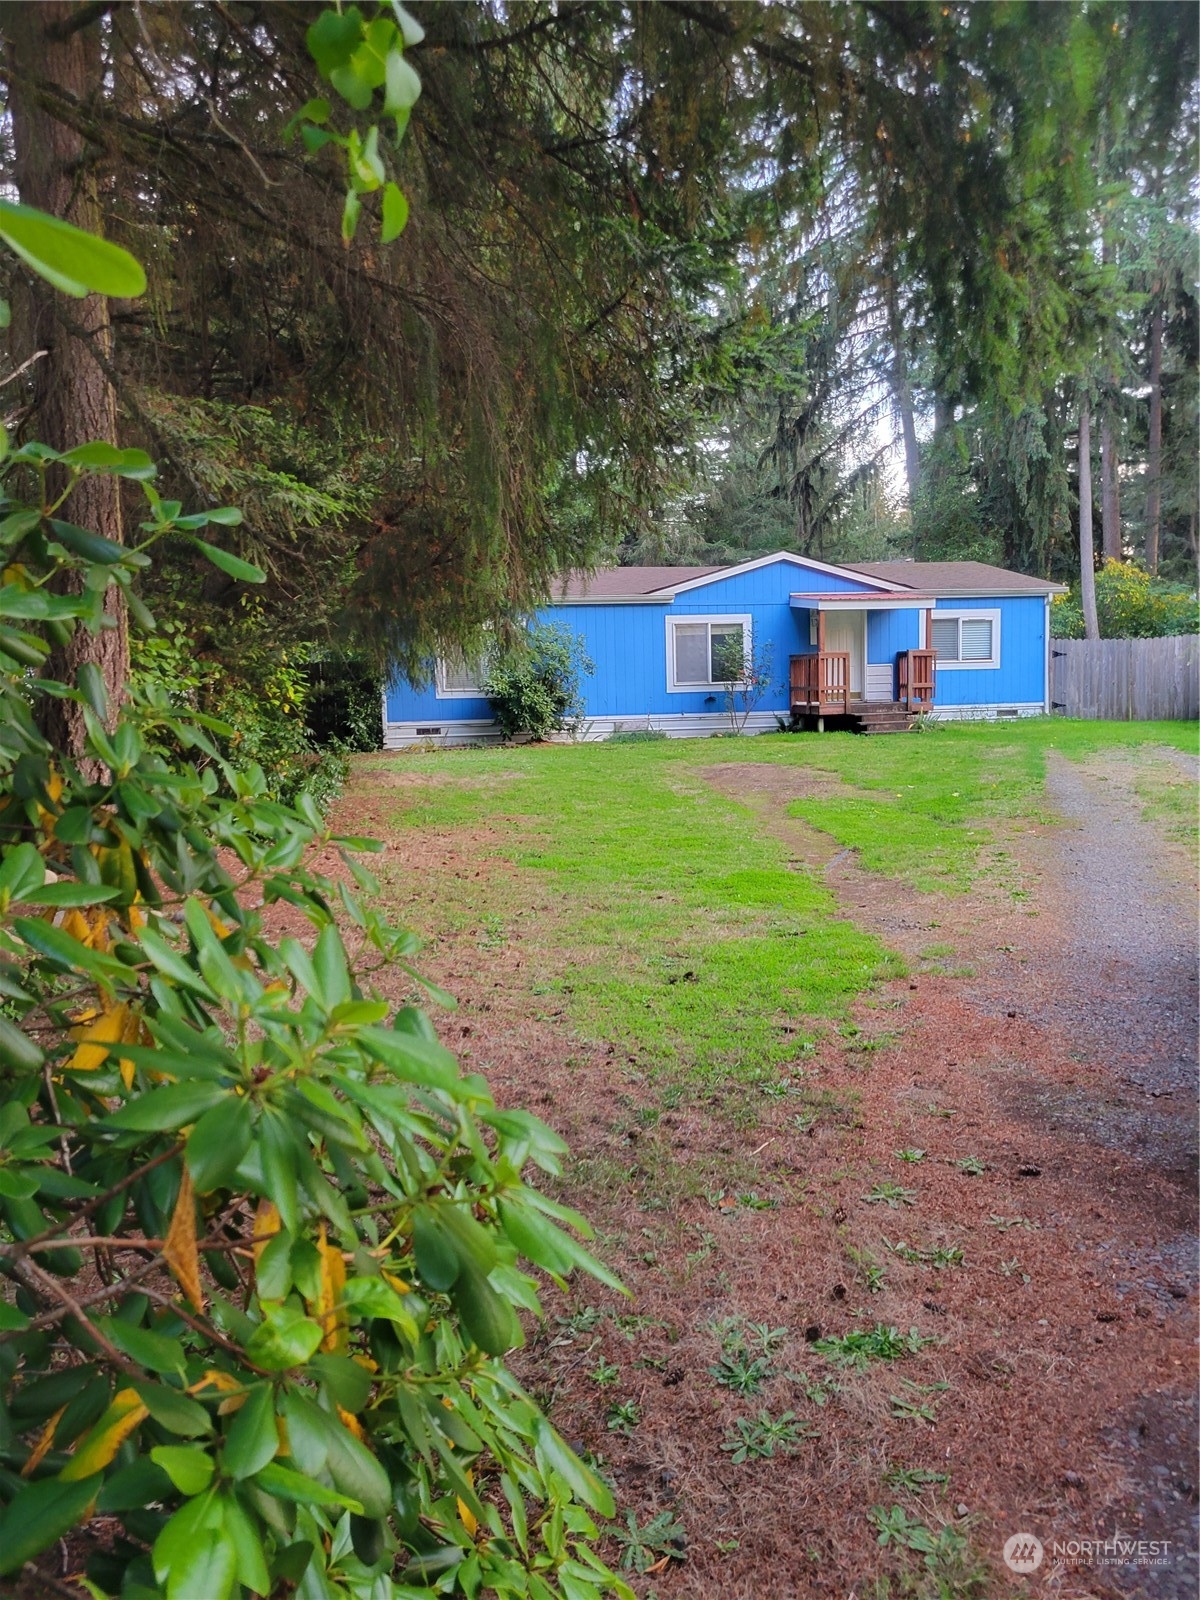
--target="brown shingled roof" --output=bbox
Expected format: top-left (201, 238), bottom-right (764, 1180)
top-left (844, 560), bottom-right (1065, 596)
top-left (552, 566), bottom-right (721, 600)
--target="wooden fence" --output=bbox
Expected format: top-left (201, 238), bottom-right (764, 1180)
top-left (1050, 634), bottom-right (1200, 721)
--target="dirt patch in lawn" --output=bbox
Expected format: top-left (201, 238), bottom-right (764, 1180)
top-left (321, 753), bottom-right (1198, 1599)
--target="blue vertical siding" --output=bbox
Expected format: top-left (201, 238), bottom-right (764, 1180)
top-left (866, 608), bottom-right (923, 665)
top-left (383, 676), bottom-right (492, 724)
top-left (931, 596), bottom-right (1046, 706)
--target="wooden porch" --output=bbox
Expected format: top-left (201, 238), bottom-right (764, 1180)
top-left (789, 650), bottom-right (851, 716)
top-left (789, 648), bottom-right (937, 733)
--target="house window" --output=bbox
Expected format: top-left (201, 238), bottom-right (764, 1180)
top-left (929, 610), bottom-right (1000, 669)
top-left (435, 651), bottom-right (489, 697)
top-left (666, 615), bottom-right (751, 691)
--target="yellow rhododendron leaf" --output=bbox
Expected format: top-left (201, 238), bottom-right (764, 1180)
top-left (20, 1405), bottom-right (67, 1477)
top-left (61, 906), bottom-right (112, 952)
top-left (189, 1369), bottom-right (241, 1395)
top-left (162, 1167), bottom-right (204, 1312)
top-left (337, 1405), bottom-right (365, 1440)
top-left (97, 842), bottom-right (138, 904)
top-left (117, 1004), bottom-right (146, 1090)
top-left (61, 1389), bottom-right (148, 1480)
top-left (61, 908), bottom-right (92, 945)
top-left (252, 1200), bottom-right (281, 1264)
top-left (457, 1496), bottom-right (478, 1537)
top-left (188, 1369), bottom-right (247, 1415)
top-left (67, 1002), bottom-right (128, 1073)
top-left (312, 1224), bottom-right (348, 1354)
top-left (381, 1270), bottom-right (411, 1296)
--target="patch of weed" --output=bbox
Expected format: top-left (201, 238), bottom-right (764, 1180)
top-left (863, 1182), bottom-right (918, 1208)
top-left (868, 1507), bottom-right (989, 1598)
top-left (613, 1510), bottom-right (686, 1573)
top-left (883, 1465), bottom-right (950, 1493)
top-left (884, 1239), bottom-right (964, 1270)
top-left (814, 1324), bottom-right (934, 1368)
top-left (721, 1410), bottom-right (817, 1462)
top-left (788, 1369), bottom-right (839, 1406)
top-left (889, 1379), bottom-right (950, 1423)
top-left (605, 1399), bottom-right (640, 1433)
top-left (845, 1029), bottom-right (901, 1056)
top-left (710, 1351), bottom-right (773, 1395)
top-left (869, 1504), bottom-right (948, 1553)
top-left (846, 1244), bottom-right (887, 1293)
top-left (555, 1305), bottom-right (604, 1338)
top-left (999, 1258), bottom-right (1030, 1283)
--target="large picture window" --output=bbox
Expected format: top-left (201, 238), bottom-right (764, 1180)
top-left (929, 610), bottom-right (1000, 669)
top-left (666, 615), bottom-right (751, 690)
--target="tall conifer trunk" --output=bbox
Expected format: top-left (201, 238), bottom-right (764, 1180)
top-left (1100, 408), bottom-right (1122, 560)
top-left (3, 1), bottom-right (127, 758)
top-left (1144, 301), bottom-right (1163, 575)
top-left (885, 281), bottom-right (920, 505)
top-left (1078, 397), bottom-right (1100, 639)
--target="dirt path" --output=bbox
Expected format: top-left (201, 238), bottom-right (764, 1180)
top-left (347, 749), bottom-right (1198, 1600)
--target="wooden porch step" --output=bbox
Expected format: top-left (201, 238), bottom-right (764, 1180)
top-left (848, 700), bottom-right (915, 735)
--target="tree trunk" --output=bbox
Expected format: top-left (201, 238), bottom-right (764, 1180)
top-left (1144, 300), bottom-right (1163, 576)
top-left (885, 281), bottom-right (920, 505)
top-left (4, 1), bottom-right (127, 759)
top-left (1078, 397), bottom-right (1099, 639)
top-left (1100, 405), bottom-right (1122, 561)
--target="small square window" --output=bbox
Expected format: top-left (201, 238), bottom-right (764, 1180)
top-left (435, 649), bottom-right (490, 697)
top-left (929, 611), bottom-right (999, 668)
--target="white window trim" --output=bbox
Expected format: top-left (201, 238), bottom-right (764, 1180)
top-left (434, 656), bottom-right (488, 699)
top-left (930, 607), bottom-right (1001, 670)
top-left (665, 613), bottom-right (752, 692)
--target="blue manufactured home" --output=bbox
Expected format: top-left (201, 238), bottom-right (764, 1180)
top-left (383, 552), bottom-right (1065, 745)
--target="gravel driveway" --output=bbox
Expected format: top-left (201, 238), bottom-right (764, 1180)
top-left (999, 753), bottom-right (1198, 1175)
top-left (972, 749), bottom-right (1198, 1600)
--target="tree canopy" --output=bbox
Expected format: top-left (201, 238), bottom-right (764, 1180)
top-left (1, 0), bottom-right (1196, 708)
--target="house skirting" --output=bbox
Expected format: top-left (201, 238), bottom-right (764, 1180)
top-left (381, 702), bottom-right (1048, 747)
top-left (382, 710), bottom-right (787, 747)
top-left (923, 702), bottom-right (1045, 722)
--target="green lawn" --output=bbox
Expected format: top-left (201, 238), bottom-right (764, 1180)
top-left (365, 719), bottom-right (1196, 1084)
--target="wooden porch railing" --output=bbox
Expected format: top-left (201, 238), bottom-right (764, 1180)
top-left (790, 652), bottom-right (851, 715)
top-left (897, 648), bottom-right (936, 711)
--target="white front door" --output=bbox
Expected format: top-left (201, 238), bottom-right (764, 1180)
top-left (823, 610), bottom-right (864, 697)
